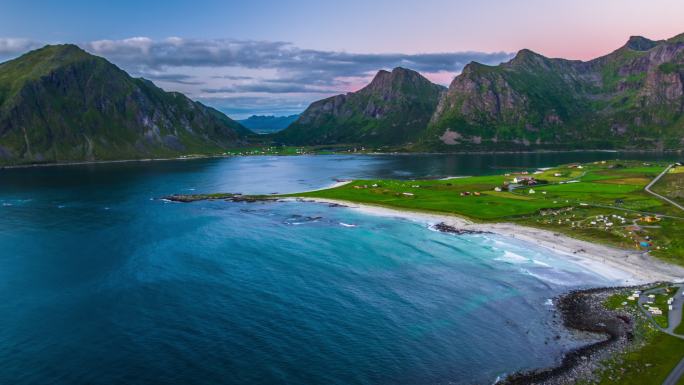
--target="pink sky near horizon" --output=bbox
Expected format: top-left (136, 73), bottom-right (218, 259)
top-left (326, 0), bottom-right (684, 62)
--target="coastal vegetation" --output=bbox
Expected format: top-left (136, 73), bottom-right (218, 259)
top-left (591, 286), bottom-right (684, 385)
top-left (293, 160), bottom-right (684, 265)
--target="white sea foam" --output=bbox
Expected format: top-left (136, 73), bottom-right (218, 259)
top-left (495, 251), bottom-right (529, 264)
top-left (532, 259), bottom-right (551, 268)
top-left (521, 268), bottom-right (572, 286)
top-left (339, 222), bottom-right (357, 228)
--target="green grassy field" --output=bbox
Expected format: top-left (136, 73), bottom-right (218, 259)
top-left (294, 160), bottom-right (684, 265)
top-left (652, 166), bottom-right (684, 207)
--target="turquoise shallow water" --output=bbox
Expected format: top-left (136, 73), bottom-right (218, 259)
top-left (0, 153), bottom-right (679, 385)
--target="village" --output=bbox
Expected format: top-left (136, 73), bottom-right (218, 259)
top-left (629, 284), bottom-right (684, 335)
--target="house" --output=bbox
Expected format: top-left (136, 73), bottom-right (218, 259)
top-left (529, 189), bottom-right (536, 194)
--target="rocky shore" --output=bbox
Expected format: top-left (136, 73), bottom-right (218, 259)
top-left (162, 193), bottom-right (277, 203)
top-left (499, 286), bottom-right (648, 385)
top-left (431, 222), bottom-right (491, 235)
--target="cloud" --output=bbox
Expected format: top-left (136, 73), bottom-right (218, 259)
top-left (211, 75), bottom-right (254, 80)
top-left (0, 38), bottom-right (42, 56)
top-left (81, 37), bottom-right (512, 85)
top-left (0, 36), bottom-right (513, 117)
top-left (201, 95), bottom-right (311, 117)
top-left (201, 82), bottom-right (340, 94)
top-left (137, 72), bottom-right (205, 85)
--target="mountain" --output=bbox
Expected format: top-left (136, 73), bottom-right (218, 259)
top-left (237, 114), bottom-right (299, 134)
top-left (0, 44), bottom-right (251, 165)
top-left (276, 34), bottom-right (684, 151)
top-left (425, 34), bottom-right (684, 150)
top-left (275, 67), bottom-right (446, 145)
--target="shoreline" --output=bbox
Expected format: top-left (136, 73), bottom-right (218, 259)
top-left (1, 148), bottom-right (682, 170)
top-left (288, 197), bottom-right (684, 284)
top-left (284, 197), bottom-right (682, 384)
top-left (500, 286), bottom-right (644, 385)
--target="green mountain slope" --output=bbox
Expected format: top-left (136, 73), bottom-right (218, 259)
top-left (276, 67), bottom-right (445, 146)
top-left (425, 35), bottom-right (684, 150)
top-left (0, 44), bottom-right (251, 165)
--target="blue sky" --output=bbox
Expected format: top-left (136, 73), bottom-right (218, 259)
top-left (1, 0), bottom-right (683, 118)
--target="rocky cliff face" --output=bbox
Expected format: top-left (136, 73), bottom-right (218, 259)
top-left (426, 34), bottom-right (684, 150)
top-left (0, 45), bottom-right (251, 165)
top-left (276, 67), bottom-right (445, 145)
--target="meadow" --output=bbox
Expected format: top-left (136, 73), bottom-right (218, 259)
top-left (295, 160), bottom-right (684, 265)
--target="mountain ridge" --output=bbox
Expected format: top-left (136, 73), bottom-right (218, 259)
top-left (0, 44), bottom-right (251, 165)
top-left (276, 67), bottom-right (445, 145)
top-left (278, 33), bottom-right (684, 151)
top-left (425, 32), bottom-right (684, 150)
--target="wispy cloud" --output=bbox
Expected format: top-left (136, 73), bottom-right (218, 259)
top-left (0, 38), bottom-right (42, 56)
top-left (138, 72), bottom-right (205, 85)
top-left (82, 37), bottom-right (511, 83)
top-left (0, 36), bottom-right (513, 118)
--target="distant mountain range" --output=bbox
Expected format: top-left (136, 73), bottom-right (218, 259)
top-left (2, 33), bottom-right (683, 166)
top-left (278, 33), bottom-right (684, 150)
top-left (237, 114), bottom-right (299, 134)
top-left (0, 45), bottom-right (251, 165)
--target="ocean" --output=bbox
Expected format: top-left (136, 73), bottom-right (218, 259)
top-left (0, 152), bottom-right (679, 384)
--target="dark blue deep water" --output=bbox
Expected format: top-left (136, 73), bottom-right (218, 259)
top-left (0, 152), bottom-right (680, 385)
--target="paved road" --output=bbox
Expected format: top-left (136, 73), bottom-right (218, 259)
top-left (636, 285), bottom-right (684, 385)
top-left (668, 286), bottom-right (684, 334)
top-left (663, 357), bottom-right (684, 385)
top-left (646, 164), bottom-right (684, 212)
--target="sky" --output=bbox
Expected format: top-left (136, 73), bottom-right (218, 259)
top-left (1, 0), bottom-right (683, 118)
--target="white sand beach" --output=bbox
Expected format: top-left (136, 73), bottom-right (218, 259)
top-left (291, 197), bottom-right (684, 285)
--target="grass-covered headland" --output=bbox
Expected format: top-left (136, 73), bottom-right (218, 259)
top-left (293, 160), bottom-right (684, 266)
